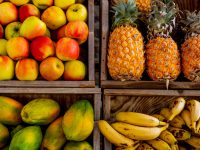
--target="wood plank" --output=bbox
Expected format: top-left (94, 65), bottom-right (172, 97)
top-left (88, 32), bottom-right (95, 81)
top-left (93, 122), bottom-right (101, 150)
top-left (103, 95), bottom-right (111, 120)
top-left (94, 93), bottom-right (102, 121)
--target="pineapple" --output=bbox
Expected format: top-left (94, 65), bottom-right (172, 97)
top-left (107, 0), bottom-right (145, 81)
top-left (181, 11), bottom-right (200, 81)
top-left (145, 0), bottom-right (181, 81)
top-left (111, 0), bottom-right (151, 13)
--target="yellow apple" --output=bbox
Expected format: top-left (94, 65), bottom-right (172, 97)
top-left (54, 0), bottom-right (75, 9)
top-left (66, 4), bottom-right (87, 22)
top-left (0, 56), bottom-right (14, 80)
top-left (5, 22), bottom-right (21, 40)
top-left (0, 39), bottom-right (7, 56)
top-left (42, 6), bottom-right (66, 30)
top-left (9, 0), bottom-right (30, 6)
top-left (63, 60), bottom-right (86, 80)
top-left (32, 0), bottom-right (53, 9)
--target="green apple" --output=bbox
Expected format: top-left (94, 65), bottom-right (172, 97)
top-left (0, 56), bottom-right (14, 80)
top-left (20, 16), bottom-right (46, 40)
top-left (10, 0), bottom-right (30, 6)
top-left (0, 39), bottom-right (7, 55)
top-left (54, 0), bottom-right (75, 9)
top-left (5, 22), bottom-right (21, 40)
top-left (66, 4), bottom-right (87, 22)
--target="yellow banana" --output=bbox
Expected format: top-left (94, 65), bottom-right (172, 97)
top-left (159, 130), bottom-right (177, 145)
top-left (171, 144), bottom-right (179, 150)
top-left (146, 138), bottom-right (171, 150)
top-left (152, 114), bottom-right (166, 122)
top-left (178, 146), bottom-right (186, 150)
top-left (115, 143), bottom-right (140, 150)
top-left (98, 120), bottom-right (136, 147)
top-left (115, 112), bottom-right (167, 127)
top-left (160, 108), bottom-right (171, 121)
top-left (180, 109), bottom-right (192, 129)
top-left (186, 100), bottom-right (200, 130)
top-left (137, 143), bottom-right (154, 150)
top-left (170, 115), bottom-right (185, 128)
top-left (111, 122), bottom-right (168, 140)
top-left (185, 136), bottom-right (200, 148)
top-left (167, 127), bottom-right (191, 140)
top-left (169, 97), bottom-right (186, 121)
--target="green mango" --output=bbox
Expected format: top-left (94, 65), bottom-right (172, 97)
top-left (10, 125), bottom-right (24, 138)
top-left (0, 123), bottom-right (9, 148)
top-left (63, 141), bottom-right (92, 150)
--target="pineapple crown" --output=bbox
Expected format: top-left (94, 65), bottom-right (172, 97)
top-left (146, 0), bottom-right (178, 39)
top-left (180, 11), bottom-right (200, 39)
top-left (111, 0), bottom-right (140, 29)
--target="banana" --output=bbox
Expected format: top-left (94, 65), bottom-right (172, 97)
top-left (185, 136), bottom-right (200, 148)
top-left (98, 120), bottom-right (136, 147)
top-left (152, 114), bottom-right (166, 122)
top-left (168, 97), bottom-right (186, 121)
top-left (115, 143), bottom-right (140, 150)
top-left (160, 108), bottom-right (171, 121)
top-left (171, 144), bottom-right (179, 150)
top-left (159, 130), bottom-right (177, 145)
top-left (167, 127), bottom-right (191, 140)
top-left (197, 119), bottom-right (200, 132)
top-left (146, 138), bottom-right (171, 150)
top-left (180, 109), bottom-right (192, 129)
top-left (115, 112), bottom-right (167, 127)
top-left (178, 146), bottom-right (186, 150)
top-left (137, 143), bottom-right (154, 150)
top-left (170, 115), bottom-right (185, 128)
top-left (111, 122), bottom-right (168, 140)
top-left (186, 100), bottom-right (200, 130)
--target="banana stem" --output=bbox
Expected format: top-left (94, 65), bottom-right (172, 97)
top-left (159, 121), bottom-right (168, 126)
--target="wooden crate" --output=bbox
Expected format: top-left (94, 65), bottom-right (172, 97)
top-left (103, 89), bottom-right (200, 150)
top-left (0, 0), bottom-right (95, 88)
top-left (0, 88), bottom-right (101, 150)
top-left (100, 0), bottom-right (200, 89)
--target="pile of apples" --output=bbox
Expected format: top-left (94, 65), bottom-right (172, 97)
top-left (0, 0), bottom-right (88, 81)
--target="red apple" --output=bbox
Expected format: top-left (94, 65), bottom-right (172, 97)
top-left (0, 2), bottom-right (18, 25)
top-left (40, 57), bottom-right (64, 81)
top-left (64, 60), bottom-right (86, 80)
top-left (57, 25), bottom-right (67, 40)
top-left (30, 36), bottom-right (55, 61)
top-left (6, 37), bottom-right (29, 60)
top-left (56, 37), bottom-right (80, 61)
top-left (0, 56), bottom-right (14, 80)
top-left (65, 21), bottom-right (89, 44)
top-left (0, 24), bottom-right (3, 38)
top-left (19, 4), bottom-right (40, 22)
top-left (15, 58), bottom-right (38, 81)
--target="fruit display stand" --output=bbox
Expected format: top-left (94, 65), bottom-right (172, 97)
top-left (0, 0), bottom-right (95, 88)
top-left (102, 89), bottom-right (200, 150)
top-left (0, 87), bottom-right (101, 150)
top-left (100, 0), bottom-right (200, 89)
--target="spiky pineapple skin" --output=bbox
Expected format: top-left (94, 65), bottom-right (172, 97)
top-left (182, 37), bottom-right (200, 81)
top-left (107, 26), bottom-right (145, 81)
top-left (146, 37), bottom-right (181, 81)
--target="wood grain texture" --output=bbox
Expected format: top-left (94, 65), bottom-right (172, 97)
top-left (174, 0), bottom-right (199, 11)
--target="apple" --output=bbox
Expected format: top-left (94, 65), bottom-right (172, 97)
top-left (0, 24), bottom-right (3, 38)
top-left (5, 22), bottom-right (21, 40)
top-left (65, 21), bottom-right (89, 44)
top-left (54, 0), bottom-right (75, 9)
top-left (32, 0), bottom-right (53, 9)
top-left (0, 56), bottom-right (14, 80)
top-left (66, 4), bottom-right (87, 22)
top-left (41, 6), bottom-right (66, 30)
top-left (15, 58), bottom-right (38, 81)
top-left (0, 39), bottom-right (7, 56)
top-left (0, 2), bottom-right (18, 25)
top-left (19, 4), bottom-right (40, 22)
top-left (64, 60), bottom-right (86, 80)
top-left (40, 57), bottom-right (64, 81)
top-left (9, 0), bottom-right (30, 6)
top-left (30, 36), bottom-right (55, 61)
top-left (20, 16), bottom-right (47, 40)
top-left (56, 37), bottom-right (80, 61)
top-left (57, 25), bottom-right (67, 40)
top-left (6, 37), bottom-right (29, 60)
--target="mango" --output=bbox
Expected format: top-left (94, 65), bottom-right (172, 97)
top-left (0, 123), bottom-right (9, 148)
top-left (62, 100), bottom-right (94, 141)
top-left (0, 96), bottom-right (23, 125)
top-left (21, 98), bottom-right (60, 125)
top-left (10, 125), bottom-right (24, 138)
top-left (41, 117), bottom-right (66, 150)
top-left (63, 141), bottom-right (92, 150)
top-left (9, 126), bottom-right (42, 150)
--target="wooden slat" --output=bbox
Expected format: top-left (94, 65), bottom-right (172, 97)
top-left (93, 122), bottom-right (101, 150)
top-left (94, 93), bottom-right (102, 121)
